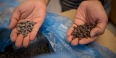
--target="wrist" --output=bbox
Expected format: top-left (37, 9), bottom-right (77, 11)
top-left (84, 0), bottom-right (99, 1)
top-left (37, 0), bottom-right (50, 5)
top-left (21, 0), bottom-right (49, 6)
top-left (83, 0), bottom-right (104, 5)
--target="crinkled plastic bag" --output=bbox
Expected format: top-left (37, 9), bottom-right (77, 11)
top-left (88, 42), bottom-right (116, 58)
top-left (0, 0), bottom-right (19, 29)
top-left (0, 0), bottom-right (20, 52)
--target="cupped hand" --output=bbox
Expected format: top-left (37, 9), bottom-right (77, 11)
top-left (66, 1), bottom-right (108, 46)
top-left (9, 0), bottom-right (46, 48)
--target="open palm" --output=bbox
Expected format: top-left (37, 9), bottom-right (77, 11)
top-left (66, 1), bottom-right (108, 46)
top-left (9, 0), bottom-right (46, 47)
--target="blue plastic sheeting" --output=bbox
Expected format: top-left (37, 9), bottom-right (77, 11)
top-left (0, 0), bottom-right (19, 29)
top-left (88, 42), bottom-right (116, 58)
top-left (0, 0), bottom-right (20, 52)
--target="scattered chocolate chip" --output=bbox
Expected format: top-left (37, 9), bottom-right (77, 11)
top-left (0, 44), bottom-right (50, 58)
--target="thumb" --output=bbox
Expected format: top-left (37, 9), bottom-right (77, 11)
top-left (90, 23), bottom-right (106, 37)
top-left (9, 8), bottom-right (20, 29)
top-left (90, 27), bottom-right (103, 37)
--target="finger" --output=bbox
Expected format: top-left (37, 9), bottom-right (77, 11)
top-left (9, 8), bottom-right (20, 29)
top-left (71, 38), bottom-right (79, 46)
top-left (15, 34), bottom-right (23, 48)
top-left (79, 36), bottom-right (98, 45)
top-left (10, 28), bottom-right (17, 42)
top-left (66, 24), bottom-right (77, 36)
top-left (30, 20), bottom-right (43, 40)
top-left (67, 36), bottom-right (73, 43)
top-left (23, 33), bottom-right (30, 48)
top-left (90, 27), bottom-right (101, 37)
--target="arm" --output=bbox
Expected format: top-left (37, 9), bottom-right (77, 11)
top-left (66, 0), bottom-right (107, 46)
top-left (20, 0), bottom-right (50, 5)
top-left (9, 0), bottom-right (50, 48)
top-left (84, 0), bottom-right (105, 5)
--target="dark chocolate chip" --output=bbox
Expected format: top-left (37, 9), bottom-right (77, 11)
top-left (71, 23), bottom-right (96, 40)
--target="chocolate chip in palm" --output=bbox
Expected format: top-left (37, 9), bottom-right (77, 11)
top-left (71, 23), bottom-right (96, 40)
top-left (16, 21), bottom-right (36, 37)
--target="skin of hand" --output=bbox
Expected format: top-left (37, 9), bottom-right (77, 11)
top-left (66, 1), bottom-right (108, 46)
top-left (9, 0), bottom-right (47, 48)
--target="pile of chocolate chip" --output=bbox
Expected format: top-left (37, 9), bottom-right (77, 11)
top-left (71, 23), bottom-right (96, 40)
top-left (16, 21), bottom-right (36, 37)
top-left (0, 44), bottom-right (50, 58)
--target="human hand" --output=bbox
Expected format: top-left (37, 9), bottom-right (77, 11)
top-left (9, 0), bottom-right (46, 48)
top-left (66, 1), bottom-right (108, 46)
